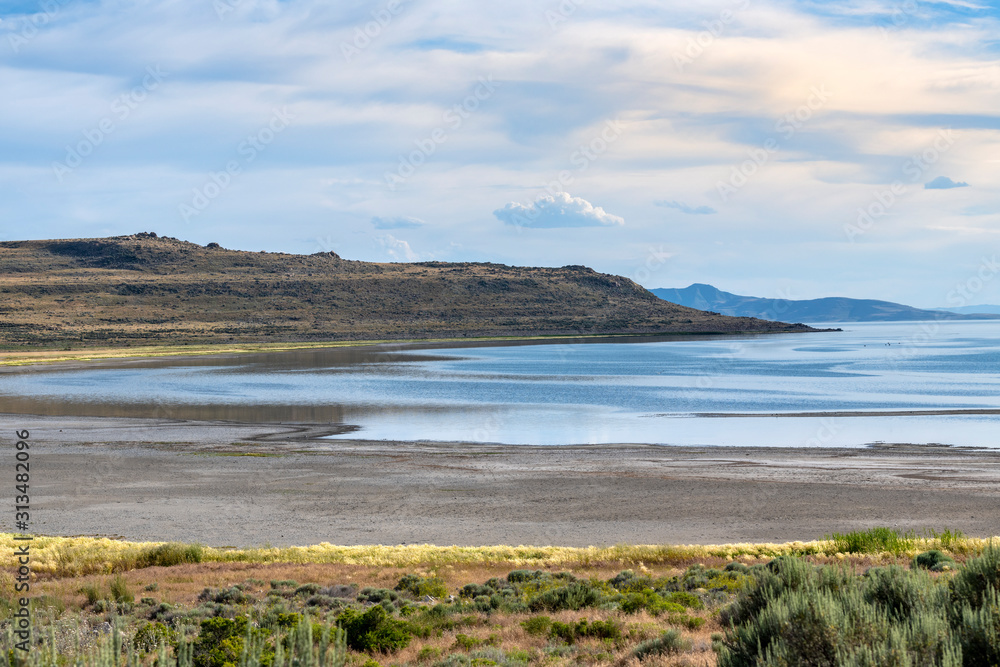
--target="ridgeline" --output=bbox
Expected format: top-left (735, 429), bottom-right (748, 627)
top-left (0, 233), bottom-right (814, 347)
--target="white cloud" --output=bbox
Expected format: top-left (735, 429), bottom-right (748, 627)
top-left (655, 200), bottom-right (717, 215)
top-left (377, 234), bottom-right (420, 262)
top-left (493, 192), bottom-right (625, 228)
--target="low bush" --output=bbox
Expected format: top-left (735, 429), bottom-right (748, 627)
top-left (132, 621), bottom-right (175, 652)
top-left (78, 583), bottom-right (101, 606)
top-left (715, 550), bottom-right (1000, 666)
top-left (137, 542), bottom-right (204, 568)
top-left (520, 615), bottom-right (552, 636)
top-left (528, 582), bottom-right (602, 612)
top-left (396, 574), bottom-right (449, 599)
top-left (632, 629), bottom-right (691, 660)
top-left (110, 575), bottom-right (133, 604)
top-left (337, 604), bottom-right (412, 653)
top-left (197, 585), bottom-right (250, 605)
top-left (549, 619), bottom-right (621, 644)
top-left (620, 590), bottom-right (684, 615)
top-left (913, 549), bottom-right (956, 571)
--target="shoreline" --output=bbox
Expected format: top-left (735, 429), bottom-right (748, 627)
top-left (0, 327), bottom-right (833, 369)
top-left (10, 413), bottom-right (1000, 548)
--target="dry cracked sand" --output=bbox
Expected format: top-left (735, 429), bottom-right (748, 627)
top-left (5, 414), bottom-right (1000, 547)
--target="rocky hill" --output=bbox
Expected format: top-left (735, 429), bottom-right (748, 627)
top-left (0, 234), bottom-right (814, 347)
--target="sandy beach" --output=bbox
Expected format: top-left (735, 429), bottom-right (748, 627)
top-left (7, 413), bottom-right (1000, 548)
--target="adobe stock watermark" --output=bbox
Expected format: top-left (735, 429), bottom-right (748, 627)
top-left (179, 107), bottom-right (294, 222)
top-left (876, 0), bottom-right (918, 38)
top-left (673, 0), bottom-right (751, 72)
top-left (716, 85), bottom-right (831, 202)
top-left (6, 0), bottom-right (69, 53)
top-left (213, 0), bottom-right (244, 20)
top-left (51, 66), bottom-right (168, 183)
top-left (384, 75), bottom-right (500, 191)
top-left (844, 128), bottom-right (956, 242)
top-left (805, 417), bottom-right (841, 448)
top-left (629, 245), bottom-right (672, 286)
top-left (946, 255), bottom-right (1000, 309)
top-left (545, 0), bottom-right (584, 29)
top-left (340, 0), bottom-right (413, 62)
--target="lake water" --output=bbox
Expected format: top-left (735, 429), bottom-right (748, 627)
top-left (3, 320), bottom-right (999, 448)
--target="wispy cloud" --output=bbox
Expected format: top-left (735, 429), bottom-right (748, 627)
top-left (655, 200), bottom-right (717, 215)
top-left (494, 193), bottom-right (625, 228)
top-left (925, 176), bottom-right (970, 189)
top-left (372, 216), bottom-right (424, 229)
top-left (377, 234), bottom-right (419, 262)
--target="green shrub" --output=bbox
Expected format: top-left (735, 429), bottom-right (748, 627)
top-left (507, 570), bottom-right (547, 584)
top-left (717, 558), bottom-right (961, 667)
top-left (144, 582), bottom-right (159, 592)
top-left (725, 562), bottom-right (749, 574)
top-left (664, 591), bottom-right (704, 610)
top-left (547, 618), bottom-right (621, 645)
top-left (295, 583), bottom-right (322, 596)
top-left (78, 583), bottom-right (101, 606)
top-left (336, 605), bottom-right (412, 653)
top-left (198, 585), bottom-right (250, 605)
top-left (827, 527), bottom-right (916, 555)
top-left (608, 570), bottom-right (653, 593)
top-left (528, 582), bottom-right (601, 612)
top-left (452, 633), bottom-right (479, 650)
top-left (271, 579), bottom-right (298, 589)
top-left (632, 629), bottom-right (691, 660)
top-left (913, 549), bottom-right (956, 571)
top-left (192, 616), bottom-right (273, 667)
top-left (138, 542), bottom-right (204, 568)
top-left (864, 566), bottom-right (930, 622)
top-left (520, 616), bottom-right (552, 636)
top-left (358, 587), bottom-right (401, 605)
top-left (396, 574), bottom-right (449, 599)
top-left (133, 621), bottom-right (175, 652)
top-left (955, 586), bottom-right (1000, 665)
top-left (951, 545), bottom-right (1000, 610)
top-left (667, 613), bottom-right (705, 630)
top-left (418, 646), bottom-right (443, 662)
top-left (109, 575), bottom-right (133, 604)
top-left (620, 590), bottom-right (684, 615)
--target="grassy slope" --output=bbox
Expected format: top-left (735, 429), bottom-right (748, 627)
top-left (0, 233), bottom-right (813, 350)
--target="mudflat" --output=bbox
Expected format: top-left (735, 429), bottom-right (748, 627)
top-left (8, 414), bottom-right (1000, 548)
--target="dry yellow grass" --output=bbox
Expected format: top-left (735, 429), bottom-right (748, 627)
top-left (3, 534), bottom-right (995, 580)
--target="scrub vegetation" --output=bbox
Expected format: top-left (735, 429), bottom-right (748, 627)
top-left (0, 530), bottom-right (996, 666)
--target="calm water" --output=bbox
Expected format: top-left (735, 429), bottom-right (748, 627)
top-left (2, 321), bottom-right (1000, 447)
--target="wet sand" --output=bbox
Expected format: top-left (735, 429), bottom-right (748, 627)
top-left (6, 414), bottom-right (1000, 548)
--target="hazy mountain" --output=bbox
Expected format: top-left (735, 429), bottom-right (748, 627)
top-left (652, 284), bottom-right (997, 323)
top-left (934, 305), bottom-right (1000, 316)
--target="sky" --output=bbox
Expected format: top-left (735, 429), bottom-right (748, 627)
top-left (2, 0), bottom-right (999, 308)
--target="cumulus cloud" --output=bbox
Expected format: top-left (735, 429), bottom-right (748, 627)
top-left (655, 200), bottom-right (717, 215)
top-left (493, 192), bottom-right (625, 228)
top-left (377, 234), bottom-right (419, 262)
top-left (925, 176), bottom-right (970, 190)
top-left (371, 216), bottom-right (425, 229)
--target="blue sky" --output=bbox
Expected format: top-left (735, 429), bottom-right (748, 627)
top-left (2, 0), bottom-right (999, 308)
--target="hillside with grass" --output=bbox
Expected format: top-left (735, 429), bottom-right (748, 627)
top-left (0, 234), bottom-right (813, 349)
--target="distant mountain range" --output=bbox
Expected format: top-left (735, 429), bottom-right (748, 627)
top-left (651, 284), bottom-right (1000, 323)
top-left (935, 305), bottom-right (1000, 315)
